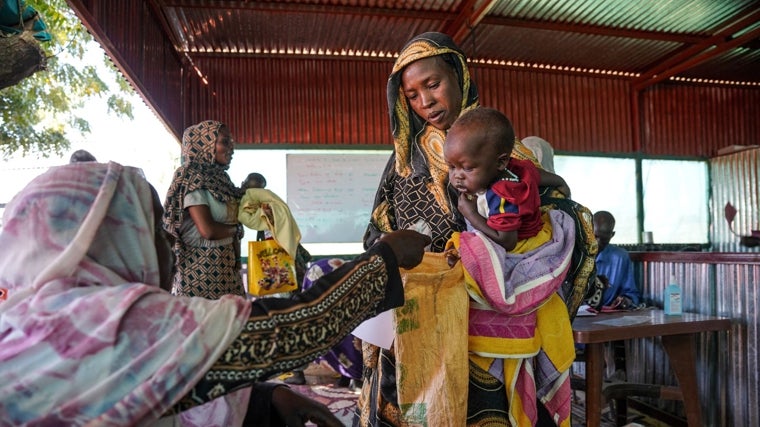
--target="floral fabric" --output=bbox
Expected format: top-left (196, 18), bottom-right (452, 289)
top-left (0, 162), bottom-right (251, 426)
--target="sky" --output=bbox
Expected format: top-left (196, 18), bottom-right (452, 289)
top-left (0, 42), bottom-right (181, 206)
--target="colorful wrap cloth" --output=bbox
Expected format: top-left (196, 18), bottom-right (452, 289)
top-left (393, 209), bottom-right (575, 426)
top-left (459, 209), bottom-right (575, 426)
top-left (0, 162), bottom-right (252, 426)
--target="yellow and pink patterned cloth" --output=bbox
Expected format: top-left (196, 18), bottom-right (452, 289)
top-left (457, 209), bottom-right (576, 426)
top-left (394, 209), bottom-right (575, 426)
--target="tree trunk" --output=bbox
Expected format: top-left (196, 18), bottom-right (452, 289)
top-left (0, 31), bottom-right (46, 90)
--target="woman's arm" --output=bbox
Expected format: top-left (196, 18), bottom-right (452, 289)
top-left (187, 204), bottom-right (238, 240)
top-left (456, 193), bottom-right (518, 251)
top-left (537, 169), bottom-right (571, 198)
top-left (176, 231), bottom-right (429, 410)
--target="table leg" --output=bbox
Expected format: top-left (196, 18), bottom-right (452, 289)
top-left (661, 334), bottom-right (702, 427)
top-left (585, 342), bottom-right (604, 426)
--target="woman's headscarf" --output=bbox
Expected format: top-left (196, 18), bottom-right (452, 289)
top-left (0, 162), bottom-right (250, 425)
top-left (163, 120), bottom-right (243, 239)
top-left (387, 32), bottom-right (479, 211)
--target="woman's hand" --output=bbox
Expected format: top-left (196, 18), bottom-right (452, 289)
top-left (537, 169), bottom-right (572, 199)
top-left (378, 230), bottom-right (431, 269)
top-left (271, 386), bottom-right (343, 427)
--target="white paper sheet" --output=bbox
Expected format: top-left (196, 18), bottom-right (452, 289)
top-left (351, 309), bottom-right (394, 349)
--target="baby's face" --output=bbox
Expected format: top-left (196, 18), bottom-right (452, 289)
top-left (444, 129), bottom-right (505, 196)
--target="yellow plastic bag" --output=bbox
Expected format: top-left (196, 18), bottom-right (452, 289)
top-left (247, 239), bottom-right (298, 296)
top-left (394, 252), bottom-right (469, 426)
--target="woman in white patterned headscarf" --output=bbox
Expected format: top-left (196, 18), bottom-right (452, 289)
top-left (0, 161), bottom-right (429, 426)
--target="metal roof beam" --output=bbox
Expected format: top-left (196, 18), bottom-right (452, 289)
top-left (633, 25), bottom-right (760, 90)
top-left (633, 8), bottom-right (760, 90)
top-left (147, 0), bottom-right (185, 54)
top-left (481, 16), bottom-right (706, 44)
top-left (443, 0), bottom-right (498, 45)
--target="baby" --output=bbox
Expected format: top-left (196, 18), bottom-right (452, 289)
top-left (443, 107), bottom-right (545, 253)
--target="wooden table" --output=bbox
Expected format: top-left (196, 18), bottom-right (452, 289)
top-left (572, 309), bottom-right (731, 426)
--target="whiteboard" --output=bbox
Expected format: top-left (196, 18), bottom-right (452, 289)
top-left (286, 152), bottom-right (391, 243)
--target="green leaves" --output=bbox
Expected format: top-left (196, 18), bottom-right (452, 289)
top-left (0, 0), bottom-right (134, 157)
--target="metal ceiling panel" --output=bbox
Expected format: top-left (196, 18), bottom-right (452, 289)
top-left (489, 0), bottom-right (754, 34)
top-left (470, 23), bottom-right (680, 74)
top-left (151, 0), bottom-right (760, 84)
top-left (682, 47), bottom-right (760, 83)
top-left (161, 0), bottom-right (459, 58)
top-left (66, 0), bottom-right (760, 151)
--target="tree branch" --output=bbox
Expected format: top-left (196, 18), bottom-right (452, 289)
top-left (0, 31), bottom-right (46, 90)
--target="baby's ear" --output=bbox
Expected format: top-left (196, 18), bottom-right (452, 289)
top-left (497, 153), bottom-right (510, 169)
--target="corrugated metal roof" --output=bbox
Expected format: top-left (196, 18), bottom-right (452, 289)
top-left (65, 0), bottom-right (760, 151)
top-left (490, 0), bottom-right (745, 33)
top-left (151, 0), bottom-right (760, 85)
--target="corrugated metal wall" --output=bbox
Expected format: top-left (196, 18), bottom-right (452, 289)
top-left (628, 152), bottom-right (760, 426)
top-left (643, 85), bottom-right (760, 157)
top-left (632, 256), bottom-right (760, 427)
top-left (182, 57), bottom-right (637, 149)
top-left (185, 58), bottom-right (633, 153)
top-left (182, 56), bottom-right (759, 158)
top-left (711, 148), bottom-right (760, 251)
top-left (476, 67), bottom-right (632, 153)
top-left (185, 57), bottom-right (392, 145)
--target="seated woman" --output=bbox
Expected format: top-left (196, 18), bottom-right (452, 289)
top-left (0, 161), bottom-right (430, 426)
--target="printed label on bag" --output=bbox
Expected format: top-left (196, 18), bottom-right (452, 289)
top-left (248, 240), bottom-right (297, 295)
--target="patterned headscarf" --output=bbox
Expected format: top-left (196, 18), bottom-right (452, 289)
top-left (387, 32), bottom-right (479, 211)
top-left (0, 162), bottom-right (250, 425)
top-left (163, 120), bottom-right (243, 239)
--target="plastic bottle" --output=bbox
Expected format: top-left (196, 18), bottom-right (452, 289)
top-left (664, 275), bottom-right (682, 315)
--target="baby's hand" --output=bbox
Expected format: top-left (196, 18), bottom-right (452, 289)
top-left (444, 248), bottom-right (460, 268)
top-left (262, 204), bottom-right (274, 223)
top-left (456, 193), bottom-right (478, 219)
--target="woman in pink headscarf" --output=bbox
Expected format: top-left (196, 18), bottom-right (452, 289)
top-left (0, 161), bottom-right (429, 426)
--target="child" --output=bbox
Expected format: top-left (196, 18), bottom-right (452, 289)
top-left (241, 172), bottom-right (267, 190)
top-left (238, 173), bottom-right (311, 287)
top-left (443, 107), bottom-right (548, 253)
top-left (241, 172), bottom-right (269, 241)
top-left (442, 107), bottom-right (577, 426)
